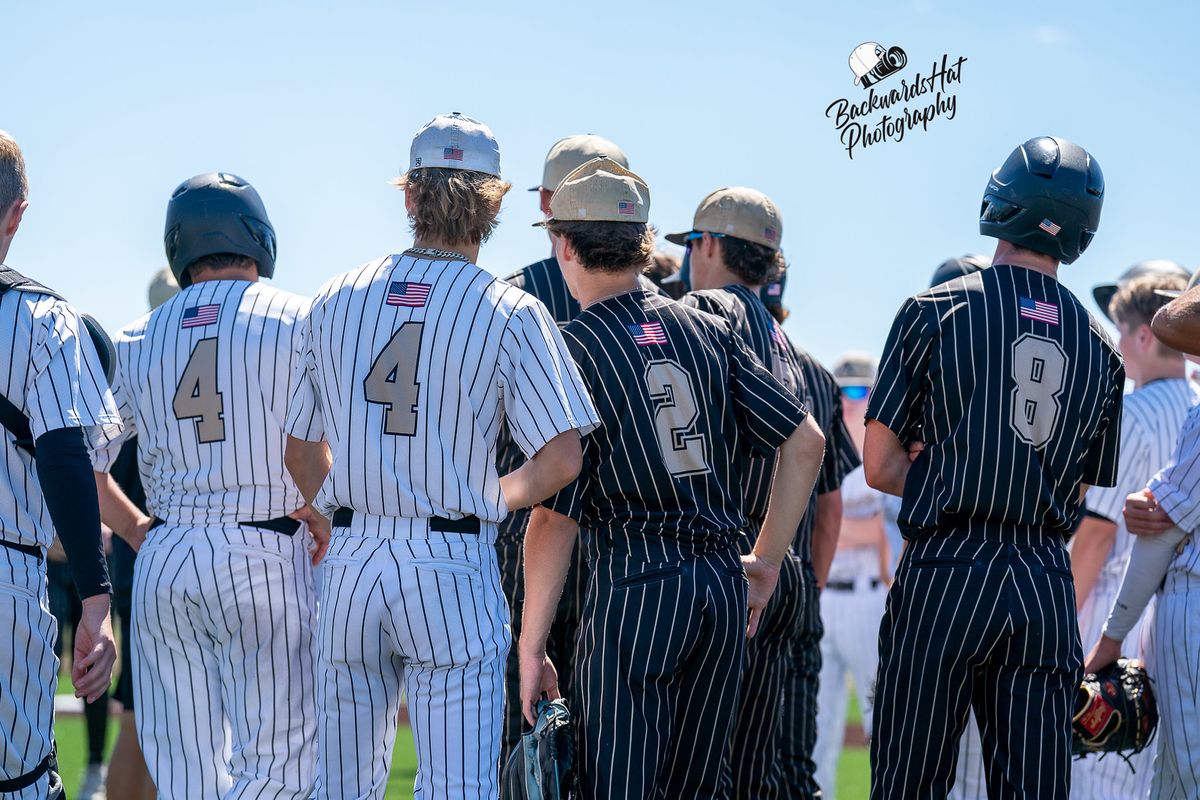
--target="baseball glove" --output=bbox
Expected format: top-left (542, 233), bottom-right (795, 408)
top-left (1072, 658), bottom-right (1158, 759)
top-left (501, 699), bottom-right (576, 800)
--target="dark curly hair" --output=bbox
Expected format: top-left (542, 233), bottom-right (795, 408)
top-left (545, 220), bottom-right (656, 274)
top-left (718, 236), bottom-right (785, 286)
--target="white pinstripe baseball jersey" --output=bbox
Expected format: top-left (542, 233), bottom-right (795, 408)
top-left (1085, 378), bottom-right (1200, 579)
top-left (1, 289), bottom-right (120, 547)
top-left (1150, 398), bottom-right (1200, 574)
top-left (95, 280), bottom-right (308, 522)
top-left (286, 251), bottom-right (599, 524)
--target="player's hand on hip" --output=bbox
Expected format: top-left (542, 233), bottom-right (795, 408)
top-left (289, 504), bottom-right (331, 565)
top-left (1084, 635), bottom-right (1122, 674)
top-left (518, 650), bottom-right (560, 727)
top-left (73, 594), bottom-right (117, 704)
top-left (126, 514), bottom-right (155, 552)
top-left (741, 553), bottom-right (782, 639)
top-left (1124, 489), bottom-right (1175, 536)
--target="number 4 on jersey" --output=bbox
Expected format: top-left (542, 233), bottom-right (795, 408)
top-left (364, 322), bottom-right (423, 436)
top-left (173, 338), bottom-right (226, 443)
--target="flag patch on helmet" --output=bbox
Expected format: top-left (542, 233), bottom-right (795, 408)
top-left (1039, 219), bottom-right (1062, 236)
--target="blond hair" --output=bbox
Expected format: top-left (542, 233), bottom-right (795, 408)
top-left (393, 168), bottom-right (511, 247)
top-left (1110, 273), bottom-right (1187, 356)
top-left (0, 131), bottom-right (29, 216)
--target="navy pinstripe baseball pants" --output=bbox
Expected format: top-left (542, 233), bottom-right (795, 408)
top-left (870, 533), bottom-right (1081, 800)
top-left (575, 541), bottom-right (748, 800)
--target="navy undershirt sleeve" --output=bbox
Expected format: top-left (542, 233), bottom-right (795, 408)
top-left (35, 427), bottom-right (111, 599)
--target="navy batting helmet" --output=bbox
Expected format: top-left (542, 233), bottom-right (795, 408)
top-left (930, 254), bottom-right (991, 288)
top-left (979, 136), bottom-right (1104, 265)
top-left (164, 173), bottom-right (277, 288)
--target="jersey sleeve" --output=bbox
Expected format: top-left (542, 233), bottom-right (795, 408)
top-left (1148, 405), bottom-right (1200, 532)
top-left (498, 301), bottom-right (600, 459)
top-left (90, 368), bottom-right (138, 474)
top-left (866, 297), bottom-right (934, 442)
top-left (726, 328), bottom-right (809, 455)
top-left (1080, 362), bottom-right (1126, 488)
top-left (284, 305), bottom-right (326, 442)
top-left (1085, 410), bottom-right (1149, 523)
top-left (25, 298), bottom-right (121, 442)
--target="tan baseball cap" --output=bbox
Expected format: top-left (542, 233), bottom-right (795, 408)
top-left (833, 351), bottom-right (878, 387)
top-left (148, 266), bottom-right (180, 310)
top-left (530, 134), bottom-right (629, 192)
top-left (534, 157), bottom-right (649, 225)
top-left (666, 187), bottom-right (783, 250)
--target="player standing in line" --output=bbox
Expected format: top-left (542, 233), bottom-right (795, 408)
top-left (284, 113), bottom-right (598, 799)
top-left (0, 130), bottom-right (119, 799)
top-left (103, 267), bottom-right (177, 800)
top-left (677, 215), bottom-right (859, 798)
top-left (496, 133), bottom-right (642, 764)
top-left (812, 352), bottom-right (890, 800)
top-left (1069, 272), bottom-right (1193, 797)
top-left (92, 173), bottom-right (326, 799)
top-left (518, 157), bottom-right (827, 798)
top-left (1086, 269), bottom-right (1200, 798)
top-left (669, 186), bottom-right (810, 798)
top-left (865, 136), bottom-right (1123, 798)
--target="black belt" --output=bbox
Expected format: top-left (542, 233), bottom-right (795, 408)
top-left (0, 748), bottom-right (53, 792)
top-left (331, 507), bottom-right (481, 534)
top-left (826, 578), bottom-right (882, 592)
top-left (0, 538), bottom-right (43, 561)
top-left (147, 516), bottom-right (301, 536)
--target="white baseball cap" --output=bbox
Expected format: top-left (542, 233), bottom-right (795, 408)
top-left (408, 112), bottom-right (501, 177)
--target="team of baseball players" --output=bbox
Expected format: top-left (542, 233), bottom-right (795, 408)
top-left (2, 114), bottom-right (1200, 800)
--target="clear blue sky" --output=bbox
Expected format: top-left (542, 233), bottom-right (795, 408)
top-left (5, 1), bottom-right (1198, 366)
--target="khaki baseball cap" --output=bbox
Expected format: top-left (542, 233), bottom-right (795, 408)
top-left (833, 351), bottom-right (878, 387)
top-left (148, 266), bottom-right (180, 309)
top-left (530, 134), bottom-right (629, 192)
top-left (534, 157), bottom-right (650, 225)
top-left (665, 187), bottom-right (783, 250)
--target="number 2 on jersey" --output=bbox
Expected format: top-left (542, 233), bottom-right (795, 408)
top-left (364, 322), bottom-right (423, 436)
top-left (173, 338), bottom-right (226, 443)
top-left (645, 359), bottom-right (711, 477)
top-left (1009, 333), bottom-right (1067, 448)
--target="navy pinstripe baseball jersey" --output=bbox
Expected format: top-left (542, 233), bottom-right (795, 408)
top-left (544, 289), bottom-right (809, 554)
top-left (868, 264), bottom-right (1125, 541)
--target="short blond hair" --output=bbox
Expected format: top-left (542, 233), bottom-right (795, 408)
top-left (0, 131), bottom-right (29, 216)
top-left (1110, 273), bottom-right (1188, 356)
top-left (393, 168), bottom-right (511, 247)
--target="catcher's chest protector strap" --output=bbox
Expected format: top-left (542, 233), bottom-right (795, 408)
top-left (0, 266), bottom-right (64, 455)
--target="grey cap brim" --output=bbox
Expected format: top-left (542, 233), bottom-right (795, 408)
top-left (1092, 283), bottom-right (1118, 321)
top-left (664, 230), bottom-right (692, 246)
top-left (1155, 288), bottom-right (1184, 300)
top-left (528, 185), bottom-right (543, 192)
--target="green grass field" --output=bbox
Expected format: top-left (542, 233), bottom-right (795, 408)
top-left (54, 662), bottom-right (871, 797)
top-left (54, 716), bottom-right (870, 798)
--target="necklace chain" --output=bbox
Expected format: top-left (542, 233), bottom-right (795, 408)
top-left (407, 247), bottom-right (469, 261)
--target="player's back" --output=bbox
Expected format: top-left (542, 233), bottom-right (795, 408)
top-left (559, 289), bottom-right (802, 555)
top-left (114, 279), bottom-right (307, 524)
top-left (295, 251), bottom-right (587, 522)
top-left (879, 263), bottom-right (1125, 539)
top-left (0, 288), bottom-right (117, 546)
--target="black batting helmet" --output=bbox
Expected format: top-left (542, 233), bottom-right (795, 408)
top-left (979, 136), bottom-right (1104, 265)
top-left (930, 254), bottom-right (991, 288)
top-left (164, 173), bottom-right (277, 288)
